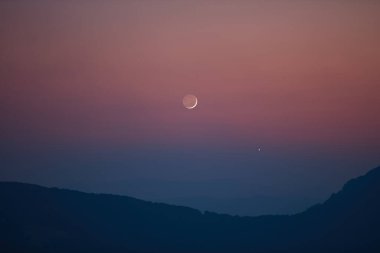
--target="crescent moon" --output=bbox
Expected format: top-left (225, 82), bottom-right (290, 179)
top-left (183, 95), bottom-right (198, 109)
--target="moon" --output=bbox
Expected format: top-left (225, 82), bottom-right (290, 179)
top-left (183, 94), bottom-right (198, 109)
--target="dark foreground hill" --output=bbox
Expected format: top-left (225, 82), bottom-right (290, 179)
top-left (1, 166), bottom-right (380, 253)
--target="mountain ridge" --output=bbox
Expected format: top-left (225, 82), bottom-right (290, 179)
top-left (1, 166), bottom-right (379, 252)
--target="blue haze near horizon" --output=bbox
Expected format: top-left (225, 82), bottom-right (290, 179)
top-left (1, 142), bottom-right (378, 216)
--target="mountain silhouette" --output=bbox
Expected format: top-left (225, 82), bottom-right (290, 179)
top-left (1, 166), bottom-right (379, 253)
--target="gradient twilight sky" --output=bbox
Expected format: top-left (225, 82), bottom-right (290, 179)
top-left (1, 0), bottom-right (380, 215)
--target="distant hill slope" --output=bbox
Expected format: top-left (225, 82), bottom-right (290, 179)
top-left (1, 166), bottom-right (379, 253)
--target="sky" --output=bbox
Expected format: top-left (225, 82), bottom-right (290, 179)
top-left (1, 0), bottom-right (380, 215)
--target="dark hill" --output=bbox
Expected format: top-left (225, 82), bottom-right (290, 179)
top-left (1, 166), bottom-right (380, 253)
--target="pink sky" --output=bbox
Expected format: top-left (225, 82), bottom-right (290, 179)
top-left (1, 0), bottom-right (380, 151)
